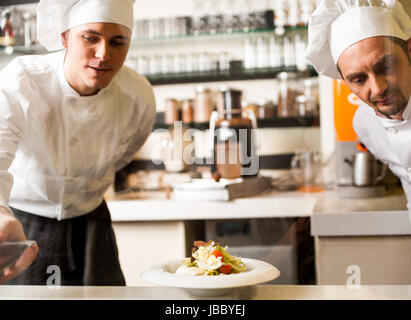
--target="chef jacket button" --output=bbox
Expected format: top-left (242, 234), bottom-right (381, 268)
top-left (387, 127), bottom-right (398, 134)
top-left (104, 90), bottom-right (112, 98)
top-left (408, 168), bottom-right (411, 174)
top-left (70, 137), bottom-right (78, 146)
top-left (68, 97), bottom-right (76, 104)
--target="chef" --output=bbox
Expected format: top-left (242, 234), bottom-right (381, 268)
top-left (0, 0), bottom-right (156, 285)
top-left (306, 0), bottom-right (411, 214)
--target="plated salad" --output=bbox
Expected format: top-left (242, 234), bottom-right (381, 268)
top-left (175, 240), bottom-right (247, 276)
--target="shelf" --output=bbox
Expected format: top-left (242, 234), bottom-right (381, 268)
top-left (0, 0), bottom-right (38, 5)
top-left (0, 45), bottom-right (47, 56)
top-left (146, 66), bottom-right (317, 86)
top-left (131, 26), bottom-right (307, 46)
top-left (152, 115), bottom-right (320, 131)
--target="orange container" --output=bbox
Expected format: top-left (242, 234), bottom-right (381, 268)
top-left (333, 79), bottom-right (362, 142)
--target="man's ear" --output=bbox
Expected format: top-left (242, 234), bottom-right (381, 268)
top-left (61, 31), bottom-right (69, 49)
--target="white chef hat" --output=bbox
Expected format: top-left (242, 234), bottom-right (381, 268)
top-left (37, 0), bottom-right (136, 51)
top-left (305, 0), bottom-right (411, 79)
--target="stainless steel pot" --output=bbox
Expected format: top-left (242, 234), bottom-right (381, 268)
top-left (345, 151), bottom-right (386, 187)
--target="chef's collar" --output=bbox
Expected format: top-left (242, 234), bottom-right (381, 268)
top-left (56, 50), bottom-right (113, 101)
top-left (376, 95), bottom-right (411, 128)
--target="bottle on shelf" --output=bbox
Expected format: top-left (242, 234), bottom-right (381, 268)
top-left (0, 23), bottom-right (3, 48)
top-left (3, 12), bottom-right (15, 47)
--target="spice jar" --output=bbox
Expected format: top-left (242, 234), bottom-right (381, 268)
top-left (303, 78), bottom-right (320, 116)
top-left (182, 99), bottom-right (194, 123)
top-left (194, 85), bottom-right (214, 123)
top-left (258, 100), bottom-right (276, 119)
top-left (277, 71), bottom-right (302, 118)
top-left (164, 98), bottom-right (181, 124)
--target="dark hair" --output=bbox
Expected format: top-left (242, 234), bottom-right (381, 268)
top-left (337, 36), bottom-right (410, 78)
top-left (391, 37), bottom-right (410, 63)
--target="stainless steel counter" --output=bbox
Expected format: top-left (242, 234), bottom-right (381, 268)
top-left (1, 285), bottom-right (411, 300)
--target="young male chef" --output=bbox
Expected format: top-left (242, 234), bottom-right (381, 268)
top-left (0, 0), bottom-right (156, 285)
top-left (306, 0), bottom-right (411, 214)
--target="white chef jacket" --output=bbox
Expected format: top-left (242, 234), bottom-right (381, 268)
top-left (0, 50), bottom-right (156, 220)
top-left (353, 96), bottom-right (411, 214)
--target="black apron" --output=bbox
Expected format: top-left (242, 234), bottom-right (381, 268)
top-left (8, 201), bottom-right (126, 286)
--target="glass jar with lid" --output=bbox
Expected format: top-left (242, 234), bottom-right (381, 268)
top-left (164, 98), bottom-right (181, 124)
top-left (303, 77), bottom-right (320, 116)
top-left (257, 100), bottom-right (276, 120)
top-left (194, 85), bottom-right (214, 123)
top-left (182, 99), bottom-right (194, 123)
top-left (276, 71), bottom-right (303, 118)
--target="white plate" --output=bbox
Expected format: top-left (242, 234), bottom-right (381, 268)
top-left (140, 258), bottom-right (280, 296)
top-left (171, 178), bottom-right (243, 191)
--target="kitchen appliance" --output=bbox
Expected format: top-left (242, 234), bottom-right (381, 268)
top-left (333, 79), bottom-right (362, 186)
top-left (209, 88), bottom-right (259, 179)
top-left (344, 145), bottom-right (386, 187)
top-left (333, 80), bottom-right (391, 197)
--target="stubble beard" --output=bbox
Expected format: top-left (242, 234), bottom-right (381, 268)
top-left (371, 88), bottom-right (408, 119)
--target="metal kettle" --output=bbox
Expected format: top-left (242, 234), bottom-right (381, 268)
top-left (345, 150), bottom-right (386, 187)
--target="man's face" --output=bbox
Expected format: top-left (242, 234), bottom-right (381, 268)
top-left (338, 36), bottom-right (411, 120)
top-left (61, 22), bottom-right (131, 96)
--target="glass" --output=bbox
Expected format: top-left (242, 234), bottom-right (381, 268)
top-left (256, 35), bottom-right (269, 68)
top-left (149, 55), bottom-right (162, 75)
top-left (257, 100), bottom-right (276, 119)
top-left (161, 54), bottom-right (175, 74)
top-left (22, 11), bottom-right (36, 47)
top-left (219, 52), bottom-right (230, 73)
top-left (164, 98), bottom-right (181, 124)
top-left (277, 72), bottom-right (303, 118)
top-left (274, 0), bottom-right (289, 28)
top-left (295, 95), bottom-right (316, 117)
top-left (182, 99), bottom-right (194, 123)
top-left (303, 78), bottom-right (320, 116)
top-left (283, 34), bottom-right (296, 67)
top-left (137, 56), bottom-right (149, 75)
top-left (291, 149), bottom-right (323, 192)
top-left (194, 86), bottom-right (214, 123)
top-left (186, 52), bottom-right (199, 73)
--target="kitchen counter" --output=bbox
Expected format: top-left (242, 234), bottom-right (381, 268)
top-left (310, 188), bottom-right (411, 285)
top-left (107, 187), bottom-right (408, 223)
top-left (106, 190), bottom-right (319, 221)
top-left (1, 285), bottom-right (411, 300)
top-left (106, 186), bottom-right (410, 286)
top-left (311, 188), bottom-right (409, 236)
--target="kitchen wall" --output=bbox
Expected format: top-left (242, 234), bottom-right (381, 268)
top-left (0, 0), bottom-right (356, 181)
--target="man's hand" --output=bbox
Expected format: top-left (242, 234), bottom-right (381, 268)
top-left (0, 207), bottom-right (39, 284)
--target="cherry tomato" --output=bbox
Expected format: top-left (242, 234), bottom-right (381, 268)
top-left (218, 264), bottom-right (233, 274)
top-left (211, 250), bottom-right (224, 262)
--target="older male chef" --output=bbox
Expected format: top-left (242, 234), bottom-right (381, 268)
top-left (306, 0), bottom-right (411, 214)
top-left (0, 0), bottom-right (156, 285)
